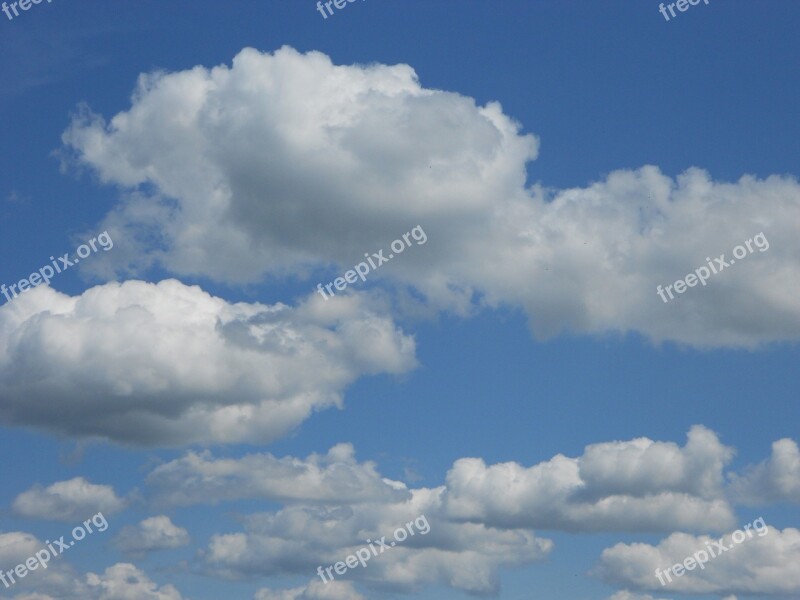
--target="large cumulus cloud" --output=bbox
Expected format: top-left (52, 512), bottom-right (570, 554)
top-left (0, 279), bottom-right (416, 446)
top-left (442, 425), bottom-right (736, 532)
top-left (61, 46), bottom-right (800, 348)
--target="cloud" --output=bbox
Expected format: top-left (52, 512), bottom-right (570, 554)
top-left (0, 426), bottom-right (774, 598)
top-left (203, 492), bottom-right (552, 596)
top-left (146, 443), bottom-right (408, 507)
top-left (729, 438), bottom-right (800, 505)
top-left (0, 530), bottom-right (76, 595)
top-left (254, 580), bottom-right (364, 600)
top-left (3, 595), bottom-right (62, 600)
top-left (111, 516), bottom-right (189, 555)
top-left (597, 525), bottom-right (800, 596)
top-left (12, 478), bottom-right (125, 521)
top-left (607, 592), bottom-right (671, 600)
top-left (84, 563), bottom-right (185, 600)
top-left (0, 279), bottom-right (416, 446)
top-left (442, 425), bottom-right (736, 532)
top-left (0, 530), bottom-right (182, 600)
top-left (61, 46), bottom-right (800, 348)
top-left (193, 427), bottom-right (760, 595)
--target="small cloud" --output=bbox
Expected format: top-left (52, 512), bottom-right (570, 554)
top-left (403, 466), bottom-right (423, 483)
top-left (12, 477), bottom-right (126, 521)
top-left (608, 592), bottom-right (671, 600)
top-left (112, 515), bottom-right (190, 556)
top-left (6, 190), bottom-right (30, 205)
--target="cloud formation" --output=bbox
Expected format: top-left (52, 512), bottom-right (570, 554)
top-left (443, 425), bottom-right (736, 532)
top-left (203, 494), bottom-right (552, 596)
top-left (0, 530), bottom-right (77, 597)
top-left (146, 443), bottom-right (408, 506)
top-left (12, 478), bottom-right (125, 522)
top-left (0, 280), bottom-right (416, 446)
top-left (597, 525), bottom-right (800, 596)
top-left (186, 426), bottom-right (774, 596)
top-left (607, 592), bottom-right (671, 600)
top-left (729, 438), bottom-right (800, 505)
top-left (111, 516), bottom-right (190, 555)
top-left (254, 581), bottom-right (364, 600)
top-left (84, 563), bottom-right (185, 600)
top-left (0, 530), bottom-right (183, 599)
top-left (61, 46), bottom-right (800, 348)
top-left (6, 427), bottom-right (795, 598)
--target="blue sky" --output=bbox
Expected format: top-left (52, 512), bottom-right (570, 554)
top-left (1, 1), bottom-right (799, 599)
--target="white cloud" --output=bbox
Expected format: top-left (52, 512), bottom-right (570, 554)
top-left (597, 525), bottom-right (800, 596)
top-left (202, 488), bottom-right (552, 596)
top-left (579, 424), bottom-right (733, 499)
top-left (193, 427), bottom-right (770, 595)
top-left (0, 530), bottom-right (68, 587)
top-left (61, 46), bottom-right (800, 348)
top-left (0, 426), bottom-right (779, 598)
top-left (729, 438), bottom-right (800, 504)
top-left (12, 478), bottom-right (125, 521)
top-left (0, 529), bottom-right (77, 598)
top-left (84, 563), bottom-right (184, 600)
top-left (111, 516), bottom-right (189, 555)
top-left (608, 592), bottom-right (671, 600)
top-left (254, 580), bottom-right (364, 600)
top-left (146, 444), bottom-right (408, 506)
top-left (443, 425), bottom-right (736, 532)
top-left (0, 280), bottom-right (416, 446)
top-left (0, 530), bottom-right (182, 600)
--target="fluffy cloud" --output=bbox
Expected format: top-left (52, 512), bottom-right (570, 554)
top-left (111, 516), bottom-right (190, 555)
top-left (61, 46), bottom-right (800, 348)
top-left (729, 438), bottom-right (800, 505)
top-left (146, 443), bottom-right (408, 507)
top-left (443, 425), bottom-right (736, 532)
top-left (193, 427), bottom-right (769, 596)
top-left (597, 525), bottom-right (800, 596)
top-left (84, 563), bottom-right (184, 600)
top-left (203, 490), bottom-right (552, 596)
top-left (12, 478), bottom-right (125, 521)
top-left (160, 456), bottom-right (540, 594)
top-left (0, 280), bottom-right (415, 446)
top-left (254, 581), bottom-right (364, 600)
top-left (0, 530), bottom-right (182, 600)
top-left (4, 595), bottom-right (61, 600)
top-left (0, 530), bottom-right (77, 596)
top-left (608, 593), bottom-right (671, 600)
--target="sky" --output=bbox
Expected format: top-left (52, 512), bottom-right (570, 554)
top-left (0, 1), bottom-right (799, 599)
